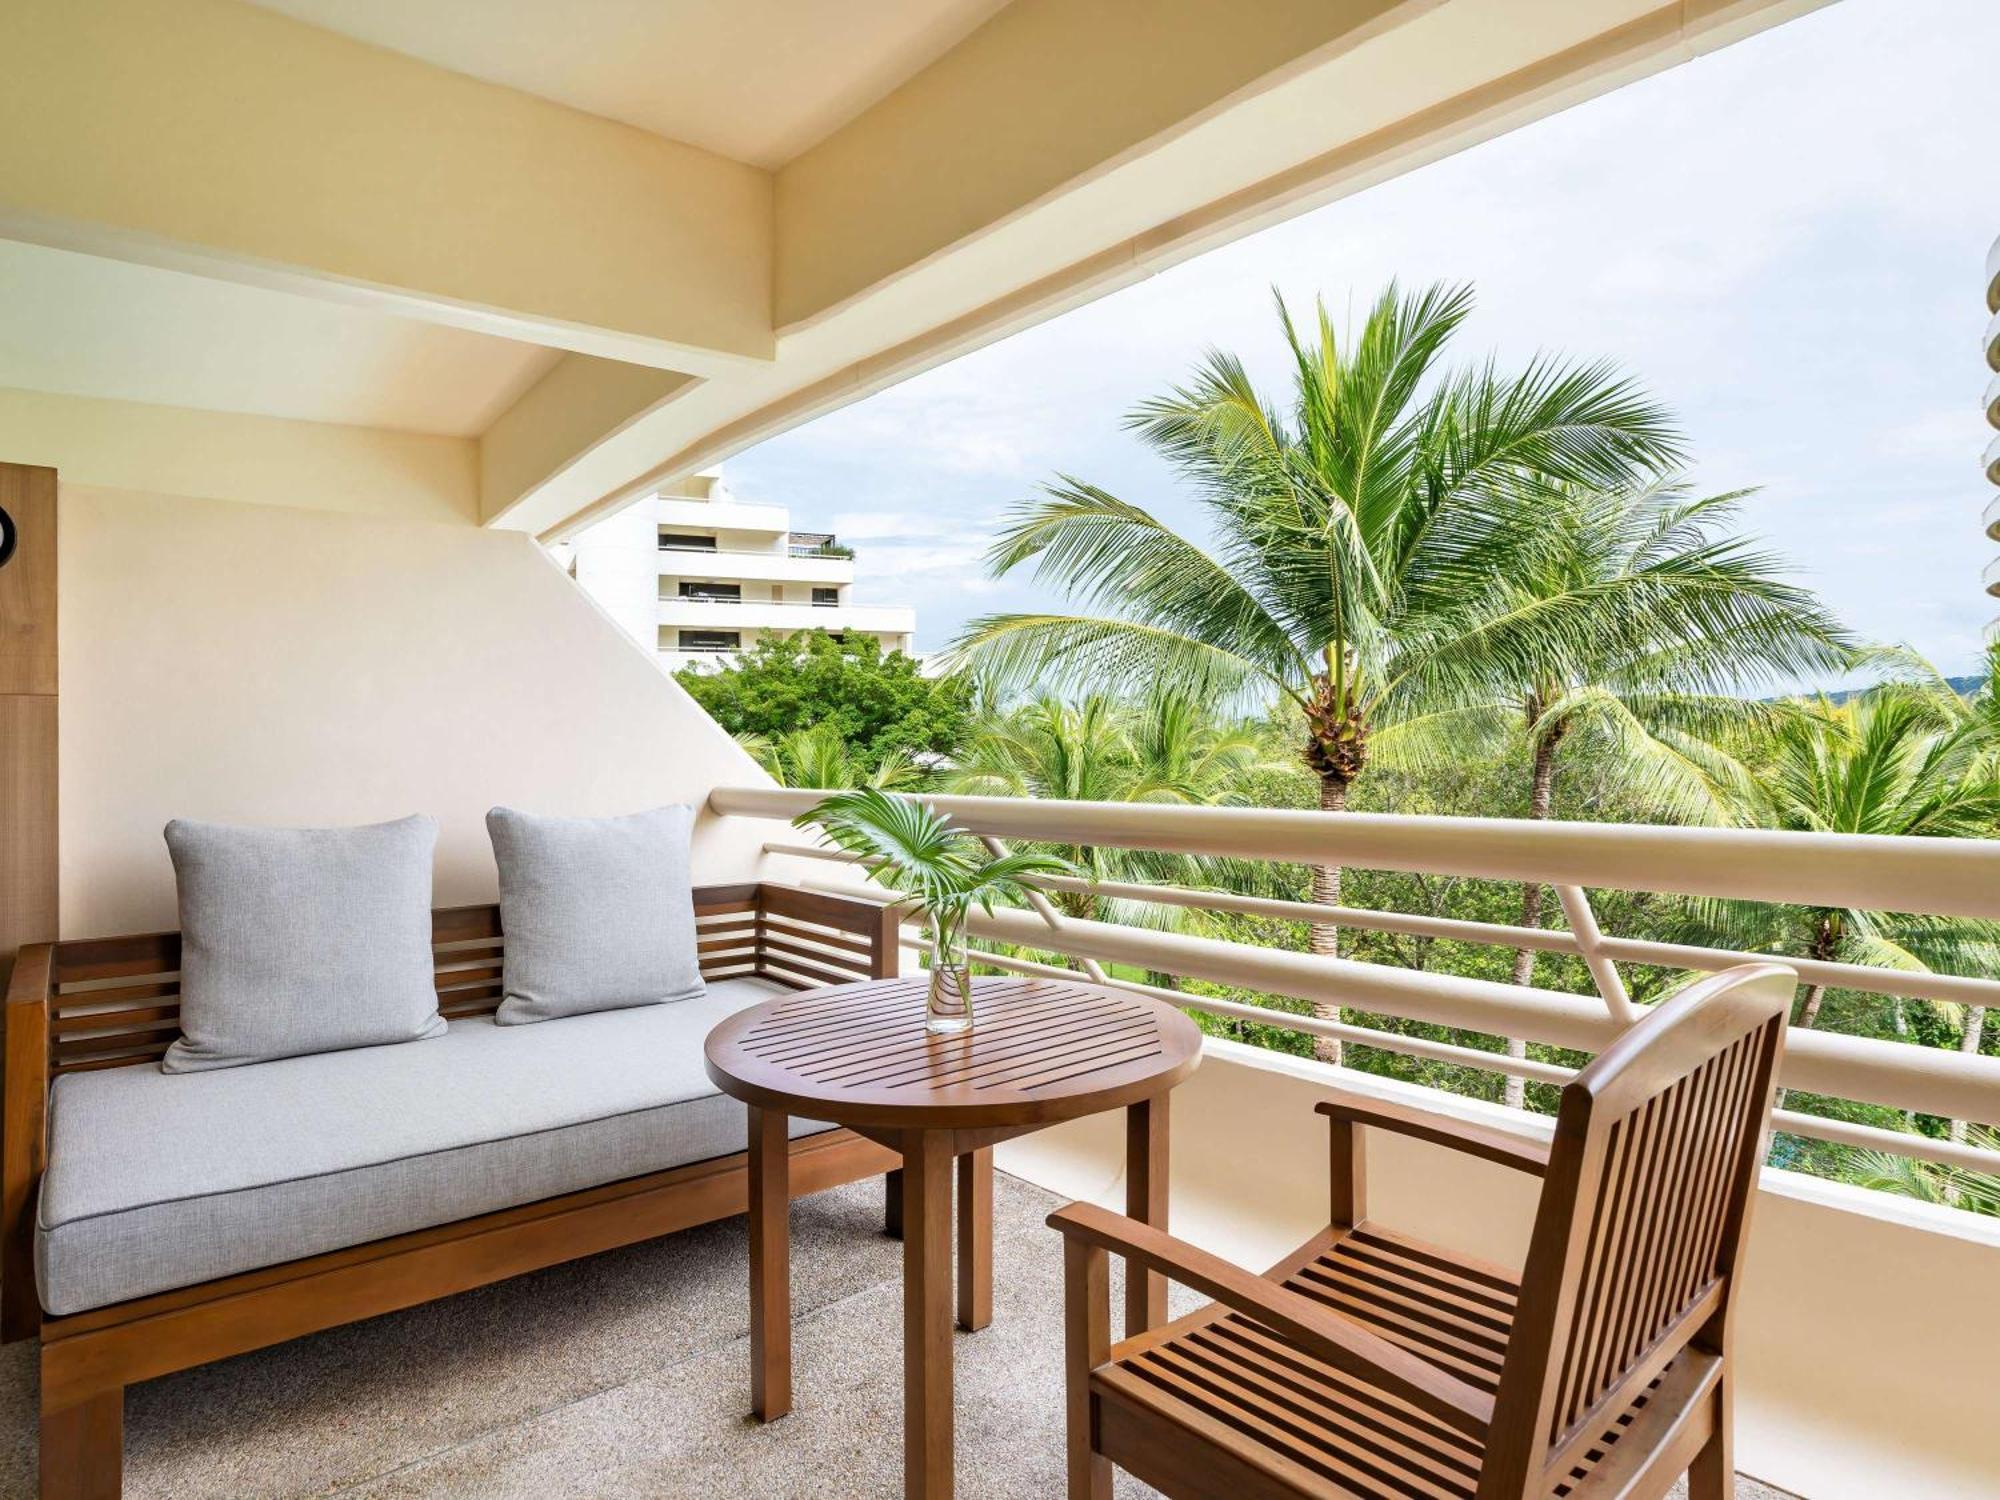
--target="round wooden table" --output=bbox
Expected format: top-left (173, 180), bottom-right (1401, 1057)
top-left (705, 973), bottom-right (1203, 1500)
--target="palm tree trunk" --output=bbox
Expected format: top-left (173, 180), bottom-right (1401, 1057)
top-left (1773, 967), bottom-right (1831, 1111)
top-left (1503, 727), bottom-right (1560, 1109)
top-left (1309, 773), bottom-right (1346, 1065)
top-left (1950, 1006), bottom-right (1987, 1148)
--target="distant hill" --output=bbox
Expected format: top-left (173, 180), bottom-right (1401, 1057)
top-left (1805, 674), bottom-right (1983, 706)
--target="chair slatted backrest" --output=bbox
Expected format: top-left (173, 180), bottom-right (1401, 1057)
top-left (1479, 962), bottom-right (1793, 1499)
top-left (43, 882), bottom-right (890, 1077)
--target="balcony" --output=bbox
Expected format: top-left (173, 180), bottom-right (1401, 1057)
top-left (655, 497), bottom-right (791, 536)
top-left (658, 598), bottom-right (917, 636)
top-left (1986, 554), bottom-right (2000, 597)
top-left (1987, 433), bottom-right (2000, 490)
top-left (659, 545), bottom-right (853, 586)
top-left (707, 784), bottom-right (2000, 1499)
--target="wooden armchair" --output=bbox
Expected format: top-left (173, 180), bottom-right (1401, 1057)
top-left (1050, 961), bottom-right (1794, 1500)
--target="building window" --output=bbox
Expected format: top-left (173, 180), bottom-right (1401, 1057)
top-left (660, 531), bottom-right (717, 551)
top-left (678, 581), bottom-right (741, 603)
top-left (811, 587), bottom-right (839, 607)
top-left (678, 630), bottom-right (741, 652)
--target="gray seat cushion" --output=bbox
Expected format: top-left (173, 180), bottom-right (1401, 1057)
top-left (163, 814), bottom-right (446, 1072)
top-left (487, 805), bottom-right (705, 1025)
top-left (37, 977), bottom-right (823, 1315)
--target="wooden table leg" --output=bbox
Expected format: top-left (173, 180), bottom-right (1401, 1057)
top-left (955, 1147), bottom-right (992, 1332)
top-left (748, 1105), bottom-right (791, 1421)
top-left (903, 1131), bottom-right (954, 1499)
top-left (885, 1166), bottom-right (904, 1239)
top-left (1124, 1095), bottom-right (1169, 1339)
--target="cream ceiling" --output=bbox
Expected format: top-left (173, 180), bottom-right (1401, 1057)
top-left (0, 240), bottom-right (560, 436)
top-left (241, 0), bottom-right (1012, 167)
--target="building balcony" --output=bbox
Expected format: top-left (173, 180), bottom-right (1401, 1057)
top-left (1986, 553), bottom-right (2000, 596)
top-left (655, 497), bottom-right (791, 536)
top-left (658, 546), bottom-right (853, 586)
top-left (658, 598), bottom-right (916, 635)
top-left (1986, 487), bottom-right (2000, 541)
top-left (1987, 370), bottom-right (2000, 432)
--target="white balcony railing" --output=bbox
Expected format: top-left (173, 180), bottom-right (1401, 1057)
top-left (657, 546), bottom-right (853, 586)
top-left (1984, 432), bottom-right (2000, 490)
top-left (713, 786), bottom-right (2000, 1182)
top-left (660, 599), bottom-right (916, 634)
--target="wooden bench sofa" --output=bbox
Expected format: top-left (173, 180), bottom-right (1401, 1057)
top-left (3, 881), bottom-right (903, 1500)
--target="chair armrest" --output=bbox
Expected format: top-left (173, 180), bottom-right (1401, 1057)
top-left (2, 943), bottom-right (54, 1342)
top-left (1048, 1201), bottom-right (1493, 1437)
top-left (1316, 1091), bottom-right (1548, 1177)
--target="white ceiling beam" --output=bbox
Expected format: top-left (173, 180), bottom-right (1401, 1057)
top-left (0, 0), bottom-right (774, 375)
top-left (771, 0), bottom-right (1439, 334)
top-left (499, 0), bottom-right (1830, 537)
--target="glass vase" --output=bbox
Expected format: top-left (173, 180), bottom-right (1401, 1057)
top-left (926, 925), bottom-right (974, 1034)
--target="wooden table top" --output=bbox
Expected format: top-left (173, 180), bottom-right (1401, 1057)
top-left (704, 975), bottom-right (1202, 1131)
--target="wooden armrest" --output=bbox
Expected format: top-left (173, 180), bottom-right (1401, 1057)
top-left (1048, 1201), bottom-right (1493, 1437)
top-left (2, 943), bottom-right (53, 1342)
top-left (1316, 1091), bottom-right (1548, 1177)
top-left (5, 944), bottom-right (53, 1011)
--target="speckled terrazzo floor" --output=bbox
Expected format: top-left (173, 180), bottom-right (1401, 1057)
top-left (0, 1172), bottom-right (1798, 1498)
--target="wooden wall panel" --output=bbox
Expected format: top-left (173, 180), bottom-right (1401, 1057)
top-left (0, 462), bottom-right (57, 987)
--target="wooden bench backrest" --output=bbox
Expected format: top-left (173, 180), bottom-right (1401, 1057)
top-left (1478, 962), bottom-right (1792, 1498)
top-left (41, 882), bottom-right (895, 1078)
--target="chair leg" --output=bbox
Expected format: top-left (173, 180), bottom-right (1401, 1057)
top-left (40, 1380), bottom-right (122, 1500)
top-left (885, 1167), bottom-right (904, 1239)
top-left (1687, 1381), bottom-right (1732, 1500)
top-left (1062, 1237), bottom-right (1112, 1500)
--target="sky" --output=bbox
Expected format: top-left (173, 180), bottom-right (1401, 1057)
top-left (728, 0), bottom-right (2000, 682)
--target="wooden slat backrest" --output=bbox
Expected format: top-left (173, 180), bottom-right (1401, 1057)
top-left (1478, 962), bottom-right (1792, 1499)
top-left (41, 882), bottom-right (895, 1076)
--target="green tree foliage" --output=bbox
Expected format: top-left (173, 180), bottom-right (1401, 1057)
top-left (677, 632), bottom-right (971, 775)
top-left (738, 722), bottom-right (922, 791)
top-left (945, 689), bottom-right (1284, 928)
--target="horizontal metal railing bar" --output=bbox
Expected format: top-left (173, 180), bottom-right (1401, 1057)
top-left (888, 894), bottom-right (2000, 1126)
top-left (1769, 1109), bottom-right (2000, 1176)
top-left (905, 938), bottom-right (2000, 1176)
top-left (766, 841), bottom-right (2000, 1012)
top-left (950, 943), bottom-right (1577, 1085)
top-left (722, 785), bottom-right (2000, 920)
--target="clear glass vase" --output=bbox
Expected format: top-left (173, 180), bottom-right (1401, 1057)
top-left (926, 925), bottom-right (974, 1034)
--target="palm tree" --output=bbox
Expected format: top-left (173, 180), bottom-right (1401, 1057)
top-left (944, 690), bottom-right (1277, 923)
top-left (1685, 688), bottom-right (2000, 1112)
top-left (945, 281), bottom-right (1681, 1060)
top-left (739, 722), bottom-right (923, 791)
top-left (1421, 480), bottom-right (1851, 1104)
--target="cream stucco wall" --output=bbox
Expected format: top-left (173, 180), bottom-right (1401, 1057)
top-left (998, 1039), bottom-right (2000, 1500)
top-left (56, 485), bottom-right (777, 937)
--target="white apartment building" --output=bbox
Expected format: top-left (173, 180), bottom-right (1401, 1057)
top-left (565, 471), bottom-right (917, 671)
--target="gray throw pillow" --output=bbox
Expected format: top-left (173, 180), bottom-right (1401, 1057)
top-left (163, 815), bottom-right (445, 1073)
top-left (488, 805), bottom-right (705, 1025)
